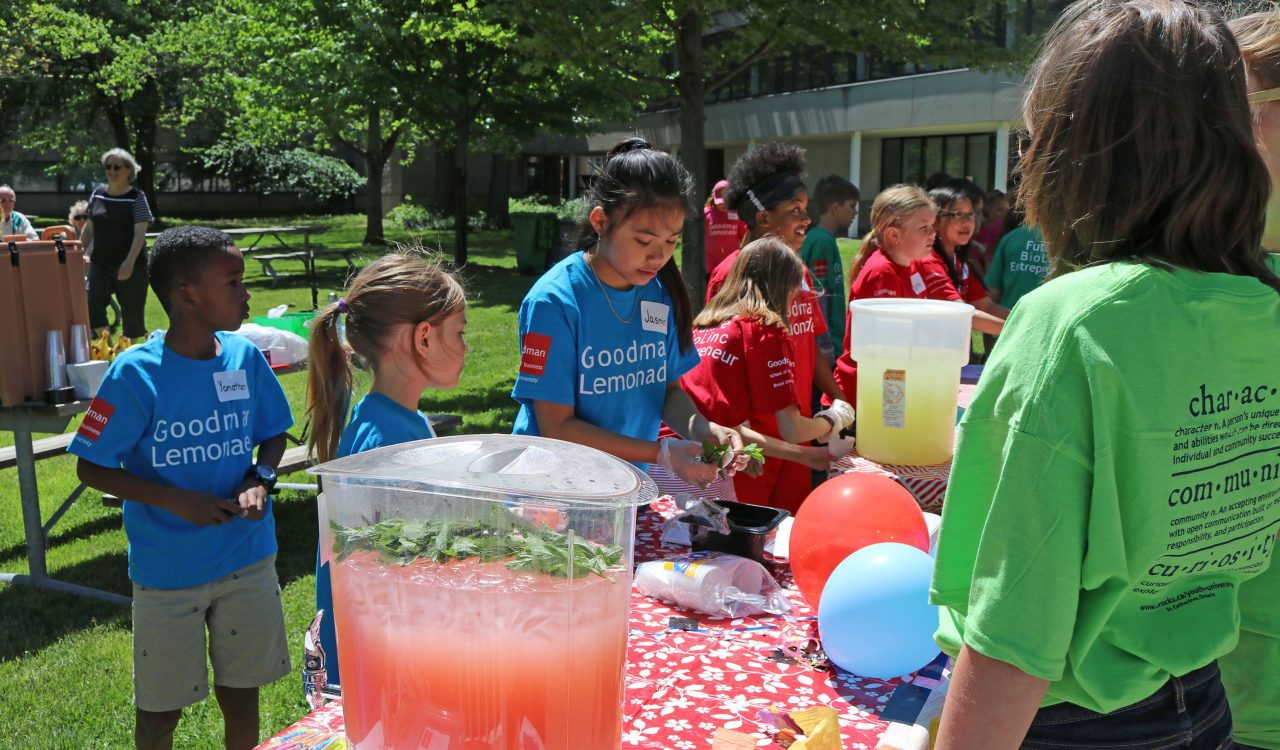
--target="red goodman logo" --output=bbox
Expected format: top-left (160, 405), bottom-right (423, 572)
top-left (519, 333), bottom-right (552, 377)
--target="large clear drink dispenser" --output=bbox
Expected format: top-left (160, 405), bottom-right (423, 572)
top-left (312, 434), bottom-right (656, 750)
top-left (848, 299), bottom-right (974, 465)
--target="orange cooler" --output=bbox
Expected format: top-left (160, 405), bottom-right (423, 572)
top-left (312, 434), bottom-right (656, 750)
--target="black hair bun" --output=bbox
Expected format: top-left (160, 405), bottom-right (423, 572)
top-left (606, 137), bottom-right (651, 161)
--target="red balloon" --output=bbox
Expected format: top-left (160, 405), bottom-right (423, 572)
top-left (790, 473), bottom-right (930, 607)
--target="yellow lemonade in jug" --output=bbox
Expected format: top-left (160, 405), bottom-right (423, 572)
top-left (855, 357), bottom-right (961, 465)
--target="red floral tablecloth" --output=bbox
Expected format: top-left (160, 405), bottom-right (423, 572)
top-left (829, 385), bottom-right (976, 514)
top-left (257, 509), bottom-right (930, 749)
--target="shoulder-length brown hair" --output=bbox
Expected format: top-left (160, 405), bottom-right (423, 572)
top-left (696, 237), bottom-right (803, 330)
top-left (1019, 0), bottom-right (1280, 293)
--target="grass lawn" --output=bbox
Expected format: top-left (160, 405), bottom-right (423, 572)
top-left (0, 216), bottom-right (538, 748)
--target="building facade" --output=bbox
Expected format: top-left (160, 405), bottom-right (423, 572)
top-left (519, 65), bottom-right (1026, 233)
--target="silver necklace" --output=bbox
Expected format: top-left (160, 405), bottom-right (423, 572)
top-left (587, 252), bottom-right (638, 325)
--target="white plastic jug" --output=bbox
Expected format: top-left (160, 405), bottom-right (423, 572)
top-left (848, 299), bottom-right (974, 465)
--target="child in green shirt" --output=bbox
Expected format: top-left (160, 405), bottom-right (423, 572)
top-left (1222, 12), bottom-right (1280, 749)
top-left (799, 175), bottom-right (858, 359)
top-left (929, 2), bottom-right (1280, 748)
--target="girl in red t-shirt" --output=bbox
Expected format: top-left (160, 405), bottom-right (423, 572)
top-left (928, 184), bottom-right (1009, 362)
top-left (703, 179), bottom-right (748, 277)
top-left (657, 238), bottom-right (853, 513)
top-left (832, 185), bottom-right (945, 403)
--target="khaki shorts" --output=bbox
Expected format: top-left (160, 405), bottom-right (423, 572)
top-left (132, 554), bottom-right (291, 712)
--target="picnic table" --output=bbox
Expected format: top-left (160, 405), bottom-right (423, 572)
top-left (830, 382), bottom-right (977, 514)
top-left (255, 507), bottom-right (944, 750)
top-left (0, 399), bottom-right (130, 605)
top-left (146, 226), bottom-right (344, 308)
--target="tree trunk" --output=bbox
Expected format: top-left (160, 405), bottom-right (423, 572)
top-left (676, 11), bottom-right (707, 309)
top-left (130, 86), bottom-right (161, 217)
top-left (453, 124), bottom-right (470, 265)
top-left (363, 105), bottom-right (386, 246)
top-left (452, 42), bottom-right (471, 266)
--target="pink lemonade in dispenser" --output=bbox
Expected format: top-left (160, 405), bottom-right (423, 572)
top-left (312, 435), bottom-right (655, 750)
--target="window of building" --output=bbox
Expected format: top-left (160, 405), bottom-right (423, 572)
top-left (880, 133), bottom-right (997, 191)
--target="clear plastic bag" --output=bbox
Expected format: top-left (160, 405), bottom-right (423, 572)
top-left (234, 322), bottom-right (309, 366)
top-left (634, 550), bottom-right (791, 618)
top-left (660, 493), bottom-right (729, 546)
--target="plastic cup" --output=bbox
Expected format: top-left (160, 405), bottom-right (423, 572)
top-left (46, 330), bottom-right (67, 389)
top-left (68, 324), bottom-right (90, 364)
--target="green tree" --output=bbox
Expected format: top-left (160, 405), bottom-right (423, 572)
top-left (0, 0), bottom-right (236, 214)
top-left (225, 0), bottom-right (632, 259)
top-left (223, 0), bottom-right (430, 245)
top-left (395, 1), bottom-right (636, 263)
top-left (524, 0), bottom-right (1021, 301)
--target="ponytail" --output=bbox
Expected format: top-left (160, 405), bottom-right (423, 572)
top-left (846, 232), bottom-right (881, 288)
top-left (306, 303), bottom-right (353, 464)
top-left (658, 258), bottom-right (694, 353)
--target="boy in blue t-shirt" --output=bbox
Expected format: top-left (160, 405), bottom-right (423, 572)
top-left (70, 226), bottom-right (293, 750)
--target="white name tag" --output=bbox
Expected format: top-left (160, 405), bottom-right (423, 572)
top-left (641, 301), bottom-right (669, 334)
top-left (213, 369), bottom-right (250, 402)
top-left (910, 273), bottom-right (926, 295)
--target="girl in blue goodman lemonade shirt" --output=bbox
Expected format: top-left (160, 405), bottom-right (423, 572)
top-left (305, 253), bottom-right (468, 689)
top-left (512, 138), bottom-right (746, 486)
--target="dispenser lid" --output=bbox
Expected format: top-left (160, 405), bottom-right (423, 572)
top-left (309, 433), bottom-right (655, 507)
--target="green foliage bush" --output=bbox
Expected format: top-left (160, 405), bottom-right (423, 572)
top-left (508, 195), bottom-right (587, 224)
top-left (388, 198), bottom-right (495, 231)
top-left (198, 141), bottom-right (364, 201)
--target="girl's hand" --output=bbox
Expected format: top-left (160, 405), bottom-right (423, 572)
top-left (797, 445), bottom-right (834, 472)
top-left (703, 422), bottom-right (749, 475)
top-left (658, 439), bottom-right (719, 488)
top-left (814, 399), bottom-right (855, 437)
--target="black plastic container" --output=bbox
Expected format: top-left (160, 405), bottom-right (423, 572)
top-left (679, 500), bottom-right (789, 563)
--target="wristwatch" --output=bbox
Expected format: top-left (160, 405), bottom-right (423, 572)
top-left (246, 463), bottom-right (278, 493)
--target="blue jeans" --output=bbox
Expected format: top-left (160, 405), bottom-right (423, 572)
top-left (1022, 662), bottom-right (1233, 749)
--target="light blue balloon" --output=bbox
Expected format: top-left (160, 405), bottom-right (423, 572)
top-left (817, 542), bottom-right (940, 680)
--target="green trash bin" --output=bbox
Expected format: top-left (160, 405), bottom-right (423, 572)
top-left (512, 211), bottom-right (557, 275)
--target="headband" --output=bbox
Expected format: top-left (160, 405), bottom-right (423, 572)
top-left (733, 173), bottom-right (806, 216)
top-left (337, 297), bottom-right (349, 313)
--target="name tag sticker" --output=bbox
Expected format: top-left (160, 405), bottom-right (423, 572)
top-left (641, 301), bottom-right (669, 334)
top-left (213, 369), bottom-right (250, 402)
top-left (910, 273), bottom-right (926, 295)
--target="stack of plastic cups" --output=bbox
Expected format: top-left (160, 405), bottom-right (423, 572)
top-left (45, 330), bottom-right (76, 404)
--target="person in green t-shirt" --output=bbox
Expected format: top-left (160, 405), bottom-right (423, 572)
top-left (928, 3), bottom-right (1280, 748)
top-left (799, 175), bottom-right (858, 359)
top-left (1223, 12), bottom-right (1280, 750)
top-left (982, 224), bottom-right (1048, 310)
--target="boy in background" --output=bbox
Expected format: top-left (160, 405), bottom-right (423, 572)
top-left (800, 175), bottom-right (859, 359)
top-left (70, 226), bottom-right (293, 750)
